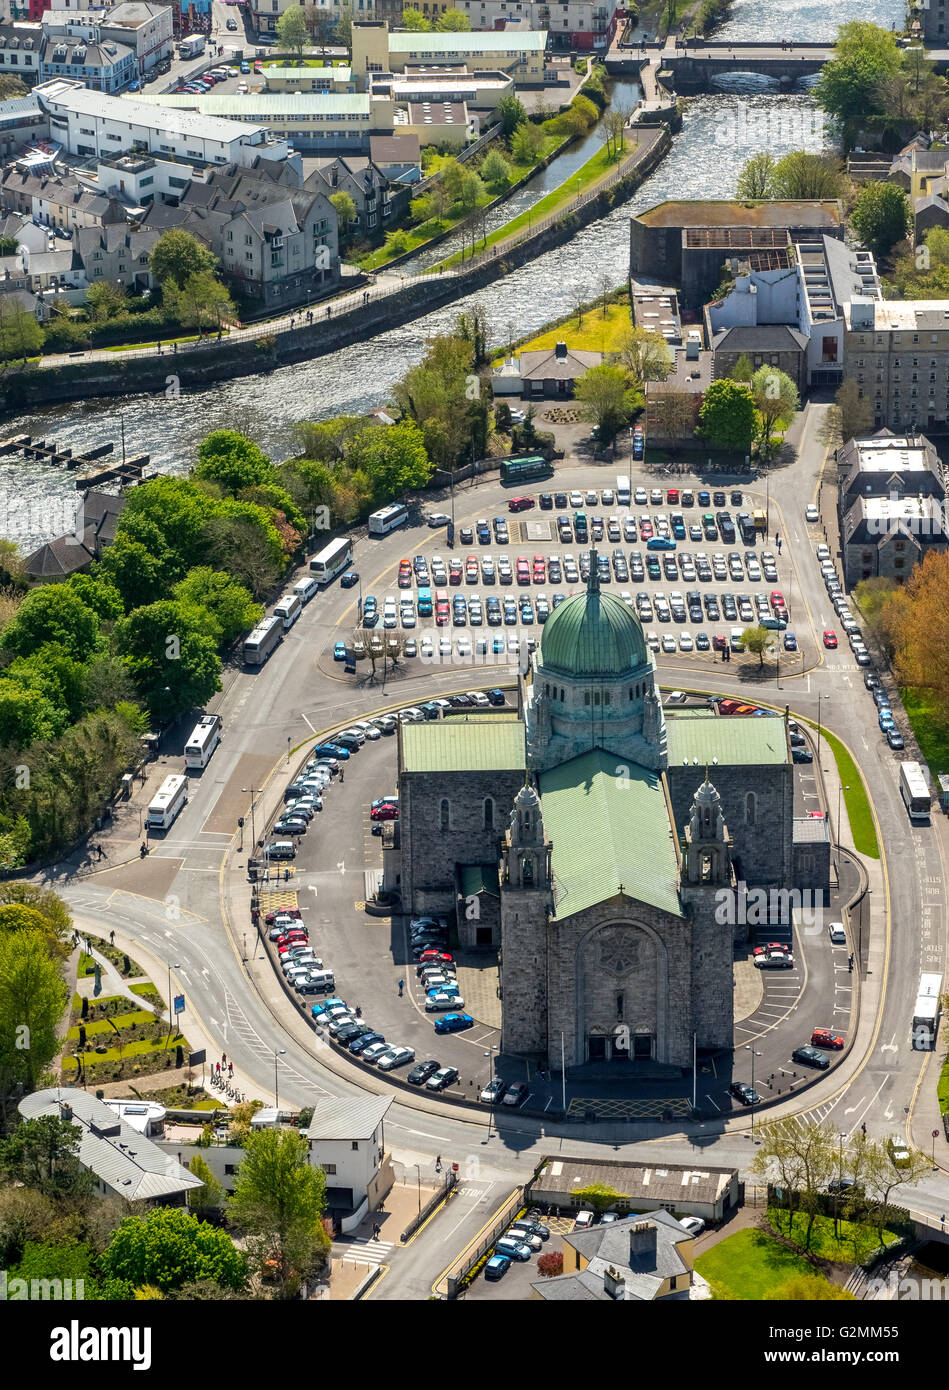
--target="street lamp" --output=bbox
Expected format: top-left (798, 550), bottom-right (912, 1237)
top-left (745, 1044), bottom-right (761, 1141)
top-left (166, 961), bottom-right (180, 1037)
top-left (836, 783), bottom-right (850, 873)
top-left (241, 787), bottom-right (260, 849)
top-left (816, 692), bottom-right (826, 761)
top-left (273, 1047), bottom-right (286, 1114)
top-left (835, 1130), bottom-right (848, 1237)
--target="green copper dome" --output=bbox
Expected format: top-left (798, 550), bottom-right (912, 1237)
top-left (540, 572), bottom-right (648, 677)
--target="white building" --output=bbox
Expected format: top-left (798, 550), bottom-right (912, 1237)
top-left (35, 77), bottom-right (291, 165)
top-left (456, 0), bottom-right (615, 51)
top-left (305, 1093), bottom-right (394, 1226)
top-left (352, 20), bottom-right (548, 88)
top-left (43, 3), bottom-right (174, 75)
top-left (141, 90), bottom-right (392, 153)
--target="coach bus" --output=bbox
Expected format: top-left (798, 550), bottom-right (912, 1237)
top-left (913, 972), bottom-right (943, 1049)
top-left (368, 503), bottom-right (408, 536)
top-left (899, 760), bottom-right (931, 821)
top-left (243, 616), bottom-right (283, 667)
top-left (310, 536), bottom-right (354, 586)
top-left (499, 455), bottom-right (553, 486)
top-left (146, 774), bottom-right (188, 831)
top-left (184, 713), bottom-right (222, 770)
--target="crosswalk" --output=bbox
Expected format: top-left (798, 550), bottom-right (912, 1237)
top-left (336, 1234), bottom-right (395, 1268)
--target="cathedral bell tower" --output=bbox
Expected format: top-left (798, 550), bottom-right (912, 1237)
top-left (499, 783), bottom-right (553, 1057)
top-left (680, 773), bottom-right (735, 1051)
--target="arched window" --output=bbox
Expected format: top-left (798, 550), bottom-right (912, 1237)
top-left (744, 792), bottom-right (756, 826)
top-left (604, 692), bottom-right (611, 706)
top-left (483, 797), bottom-right (494, 831)
top-left (439, 798), bottom-right (450, 832)
top-left (544, 683), bottom-right (549, 696)
top-left (584, 691), bottom-right (591, 705)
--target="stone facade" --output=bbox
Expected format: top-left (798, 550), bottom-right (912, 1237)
top-left (666, 761), bottom-right (793, 894)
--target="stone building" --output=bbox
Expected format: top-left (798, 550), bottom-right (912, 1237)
top-left (837, 430), bottom-right (947, 587)
top-left (396, 556), bottom-right (798, 1073)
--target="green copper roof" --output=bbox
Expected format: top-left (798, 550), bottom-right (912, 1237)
top-left (401, 716), bottom-right (525, 773)
top-left (459, 863), bottom-right (500, 899)
top-left (540, 749), bottom-right (682, 920)
top-left (540, 585), bottom-right (648, 677)
top-left (666, 715), bottom-right (789, 767)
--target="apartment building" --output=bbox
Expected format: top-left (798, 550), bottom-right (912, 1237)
top-left (0, 23), bottom-right (41, 84)
top-left (249, 0), bottom-right (403, 39)
top-left (351, 19), bottom-right (548, 88)
top-left (844, 297), bottom-right (949, 434)
top-left (42, 3), bottom-right (173, 74)
top-left (75, 215), bottom-right (157, 287)
top-left (456, 0), bottom-right (616, 50)
top-left (836, 431), bottom-right (947, 586)
top-left (1, 162), bottom-right (126, 226)
top-left (39, 31), bottom-right (136, 90)
top-left (142, 90), bottom-right (392, 153)
top-left (303, 151), bottom-right (408, 236)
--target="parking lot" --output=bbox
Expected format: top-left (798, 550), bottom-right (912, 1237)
top-left (333, 482), bottom-right (817, 675)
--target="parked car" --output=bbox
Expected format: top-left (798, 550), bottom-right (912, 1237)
top-left (792, 1045), bottom-right (830, 1070)
top-left (502, 1081), bottom-right (530, 1108)
top-left (377, 1045), bottom-right (415, 1071)
top-left (480, 1078), bottom-right (507, 1104)
top-left (406, 1059), bottom-right (440, 1086)
top-left (811, 1028), bottom-right (845, 1050)
top-left (484, 1253), bottom-right (511, 1280)
top-left (425, 1065), bottom-right (460, 1091)
top-left (434, 1012), bottom-right (474, 1034)
top-left (495, 1236), bottom-right (533, 1262)
top-left (511, 1218), bottom-right (549, 1241)
top-left (678, 1216), bottom-right (705, 1237)
top-left (828, 921), bottom-right (847, 945)
top-left (729, 1081), bottom-right (760, 1106)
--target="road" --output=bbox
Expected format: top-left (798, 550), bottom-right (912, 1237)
top-left (44, 401), bottom-right (949, 1293)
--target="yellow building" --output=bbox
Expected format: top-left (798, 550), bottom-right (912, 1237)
top-left (532, 1212), bottom-right (696, 1301)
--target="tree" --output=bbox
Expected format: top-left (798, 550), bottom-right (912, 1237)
top-left (766, 1274), bottom-right (855, 1300)
top-left (0, 301), bottom-right (43, 366)
top-left (730, 353), bottom-right (754, 383)
top-left (392, 328), bottom-right (480, 470)
top-left (856, 1133), bottom-right (931, 1245)
top-left (229, 1128), bottom-right (329, 1297)
top-left (0, 1115), bottom-right (91, 1197)
top-left (481, 149), bottom-right (512, 187)
top-left (736, 151), bottom-right (777, 199)
top-left (738, 624), bottom-right (773, 665)
top-left (497, 94), bottom-right (526, 137)
top-left (887, 551), bottom-right (949, 723)
top-left (434, 6), bottom-right (470, 28)
top-left (0, 585), bottom-right (101, 664)
top-left (0, 883), bottom-right (72, 949)
top-left (573, 1183), bottom-right (628, 1216)
top-left (334, 1), bottom-right (351, 46)
top-left (97, 535), bottom-right (166, 611)
top-left (850, 181), bottom-right (909, 258)
top-left (771, 151), bottom-right (845, 201)
top-left (751, 1118), bottom-right (840, 1252)
top-left (276, 6), bottom-right (309, 55)
top-left (84, 281), bottom-right (126, 322)
top-left (574, 364), bottom-right (640, 444)
top-left (345, 420), bottom-right (432, 502)
top-left (149, 228), bottom-right (217, 290)
top-left (814, 21), bottom-right (902, 139)
top-left (164, 271), bottom-right (235, 332)
top-left (186, 1154), bottom-right (224, 1216)
top-left (614, 324), bottom-right (674, 389)
top-left (697, 377), bottom-right (756, 453)
top-left (536, 1251), bottom-right (564, 1277)
top-left (202, 504), bottom-right (284, 599)
top-left (600, 107), bottom-right (631, 161)
top-left (650, 389), bottom-right (697, 443)
top-left (303, 4), bottom-right (337, 52)
top-left (750, 364), bottom-right (799, 455)
top-left (173, 568), bottom-right (263, 648)
top-left (0, 933), bottom-right (68, 1092)
top-left (511, 120), bottom-right (545, 165)
top-left (399, 6), bottom-right (431, 29)
top-left (115, 599), bottom-right (221, 720)
top-left (196, 429), bottom-right (272, 495)
top-left (818, 377), bottom-right (874, 449)
top-left (66, 572), bottom-right (123, 624)
top-left (101, 1206), bottom-right (247, 1293)
top-left (329, 190), bottom-right (357, 238)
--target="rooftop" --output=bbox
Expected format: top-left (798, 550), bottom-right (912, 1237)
top-left (400, 714), bottom-right (526, 774)
top-left (845, 299), bottom-right (949, 332)
top-left (850, 437), bottom-right (933, 471)
top-left (38, 79), bottom-right (269, 144)
top-left (666, 715), bottom-right (789, 767)
top-left (534, 1155), bottom-right (736, 1206)
top-left (540, 748), bottom-right (682, 920)
top-left (305, 1093), bottom-right (392, 1141)
top-left (388, 30), bottom-right (547, 52)
top-left (140, 91), bottom-right (372, 118)
top-left (639, 199), bottom-right (841, 229)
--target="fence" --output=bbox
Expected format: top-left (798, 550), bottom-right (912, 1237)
top-left (434, 1186), bottom-right (525, 1298)
top-left (411, 122), bottom-right (503, 197)
top-left (400, 1169), bottom-right (457, 1243)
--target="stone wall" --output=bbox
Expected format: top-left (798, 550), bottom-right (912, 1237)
top-left (666, 761), bottom-right (793, 891)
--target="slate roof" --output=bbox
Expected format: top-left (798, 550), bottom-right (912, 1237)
top-left (305, 1093), bottom-right (392, 1142)
top-left (711, 323), bottom-right (809, 353)
top-left (535, 1211), bottom-right (693, 1301)
top-left (539, 748), bottom-right (682, 920)
top-left (518, 346), bottom-right (601, 382)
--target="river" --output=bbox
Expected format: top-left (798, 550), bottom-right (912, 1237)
top-left (0, 0), bottom-right (908, 548)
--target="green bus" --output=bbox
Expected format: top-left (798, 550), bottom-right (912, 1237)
top-left (499, 455), bottom-right (553, 486)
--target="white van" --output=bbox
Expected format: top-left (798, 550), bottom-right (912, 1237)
top-left (730, 627), bottom-right (744, 653)
top-left (266, 840), bottom-right (295, 860)
top-left (274, 592), bottom-right (302, 630)
top-left (307, 969), bottom-right (336, 993)
top-left (293, 577), bottom-right (319, 606)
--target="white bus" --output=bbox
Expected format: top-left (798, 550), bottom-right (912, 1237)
top-left (310, 536), bottom-right (353, 585)
top-left (243, 616), bottom-right (283, 667)
top-left (913, 972), bottom-right (943, 1049)
top-left (146, 774), bottom-right (188, 830)
top-left (184, 713), bottom-right (222, 770)
top-left (899, 760), bottom-right (931, 821)
top-left (368, 502), bottom-right (408, 536)
top-left (616, 475), bottom-right (631, 507)
top-left (273, 591), bottom-right (303, 630)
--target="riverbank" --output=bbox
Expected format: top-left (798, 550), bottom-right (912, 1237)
top-left (0, 125), bottom-right (671, 414)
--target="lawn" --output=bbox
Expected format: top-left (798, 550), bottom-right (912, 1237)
top-left (768, 1208), bottom-right (899, 1264)
top-left (801, 722), bottom-right (880, 859)
top-left (67, 1010), bottom-right (157, 1040)
top-left (938, 1053), bottom-right (949, 1113)
top-left (900, 687), bottom-right (949, 777)
top-left (431, 139), bottom-right (633, 272)
top-left (695, 1228), bottom-right (819, 1299)
top-left (130, 982), bottom-right (163, 1002)
top-left (499, 301), bottom-right (631, 359)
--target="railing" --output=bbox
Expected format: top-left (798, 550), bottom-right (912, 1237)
top-left (434, 1186), bottom-right (525, 1299)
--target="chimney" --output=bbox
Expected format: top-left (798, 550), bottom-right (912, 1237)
top-left (603, 1265), bottom-right (625, 1300)
top-left (629, 1220), bottom-right (658, 1263)
top-left (60, 1102), bottom-right (73, 1123)
top-left (554, 340), bottom-right (567, 359)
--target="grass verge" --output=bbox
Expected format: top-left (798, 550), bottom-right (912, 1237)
top-left (801, 722), bottom-right (880, 859)
top-left (768, 1208), bottom-right (899, 1264)
top-left (900, 687), bottom-right (949, 776)
top-left (694, 1228), bottom-right (818, 1299)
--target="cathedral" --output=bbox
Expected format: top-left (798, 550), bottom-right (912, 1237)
top-left (395, 554), bottom-right (813, 1072)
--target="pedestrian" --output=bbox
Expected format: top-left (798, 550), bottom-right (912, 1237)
top-left (398, 978), bottom-right (404, 997)
top-left (216, 1062), bottom-right (220, 1076)
top-left (98, 844), bottom-right (105, 861)
top-left (222, 1052), bottom-right (227, 1068)
top-left (139, 842), bottom-right (148, 858)
top-left (861, 1122), bottom-right (867, 1136)
top-left (228, 1062), bottom-right (233, 1078)
top-left (291, 316), bottom-right (295, 328)
top-left (339, 767), bottom-right (344, 783)
top-left (109, 929), bottom-right (115, 945)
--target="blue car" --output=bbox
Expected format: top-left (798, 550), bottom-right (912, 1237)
top-left (646, 537), bottom-right (676, 551)
top-left (434, 1011), bottom-right (474, 1034)
top-left (349, 1031), bottom-right (385, 1054)
top-left (484, 1254), bottom-right (512, 1281)
top-left (333, 641), bottom-right (347, 661)
top-left (879, 711), bottom-right (895, 731)
top-left (492, 636), bottom-right (505, 654)
top-left (783, 632), bottom-right (797, 651)
top-left (314, 742), bottom-right (350, 759)
top-left (311, 997), bottom-right (345, 1018)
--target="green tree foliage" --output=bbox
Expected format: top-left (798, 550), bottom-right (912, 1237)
top-left (730, 353), bottom-right (754, 383)
top-left (163, 271), bottom-right (235, 331)
top-left (0, 585), bottom-right (101, 664)
top-left (817, 377), bottom-right (875, 449)
top-left (149, 228), bottom-right (218, 290)
top-left (572, 1183), bottom-right (628, 1215)
top-left (345, 420), bottom-right (432, 501)
top-left (613, 324), bottom-right (674, 389)
top-left (434, 7), bottom-right (470, 28)
top-left (228, 1127), bottom-right (329, 1297)
top-left (814, 21), bottom-right (902, 138)
top-left (116, 599), bottom-right (221, 720)
top-left (736, 151), bottom-right (777, 199)
top-left (750, 364), bottom-right (799, 454)
top-left (0, 883), bottom-right (72, 950)
top-left (203, 500), bottom-right (286, 598)
top-left (0, 1117), bottom-right (92, 1197)
top-left (481, 149), bottom-right (512, 187)
top-left (118, 476), bottom-right (213, 577)
top-left (511, 120), bottom-right (545, 165)
top-left (66, 572), bottom-right (124, 624)
top-left (276, 5), bottom-right (309, 54)
top-left (0, 677), bottom-right (65, 746)
top-left (392, 326), bottom-right (487, 469)
top-left (697, 377), bottom-right (757, 452)
top-left (738, 624), bottom-right (773, 665)
top-left (329, 190), bottom-right (357, 235)
top-left (84, 281), bottom-right (127, 323)
top-left (399, 6), bottom-right (431, 28)
top-left (573, 364), bottom-right (641, 443)
top-left (771, 151), bottom-right (845, 200)
top-left (0, 815), bottom-right (30, 872)
top-left (0, 303), bottom-right (44, 365)
top-left (97, 535), bottom-right (167, 611)
top-left (101, 1206), bottom-right (247, 1293)
top-left (172, 568), bottom-right (263, 648)
top-left (0, 934), bottom-right (69, 1091)
top-left (186, 1154), bottom-right (224, 1214)
top-left (850, 180), bottom-right (909, 258)
top-left (195, 430), bottom-right (272, 495)
top-left (497, 94), bottom-right (527, 136)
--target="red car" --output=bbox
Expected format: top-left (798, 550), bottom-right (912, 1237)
top-left (667, 488), bottom-right (679, 504)
top-left (265, 908), bottom-right (302, 925)
top-left (712, 634), bottom-right (728, 652)
top-left (811, 1028), bottom-right (845, 1050)
top-left (753, 942), bottom-right (787, 956)
top-left (507, 496), bottom-right (535, 513)
top-left (823, 630), bottom-right (838, 649)
top-left (770, 590), bottom-right (785, 606)
top-left (370, 802), bottom-right (399, 822)
top-left (418, 949), bottom-right (453, 966)
top-left (516, 558), bottom-right (530, 584)
top-left (640, 519), bottom-right (654, 539)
